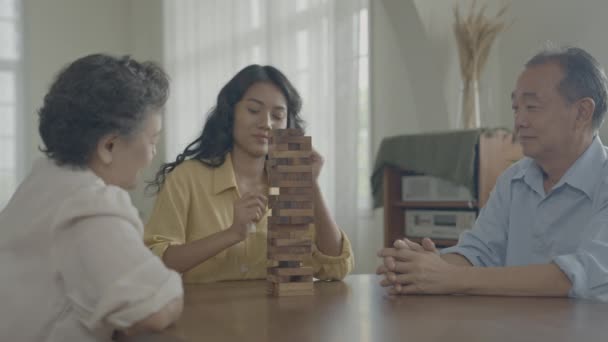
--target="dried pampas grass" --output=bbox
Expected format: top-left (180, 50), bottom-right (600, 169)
top-left (454, 0), bottom-right (510, 128)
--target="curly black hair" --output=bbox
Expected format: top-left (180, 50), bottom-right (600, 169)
top-left (147, 64), bottom-right (304, 193)
top-left (38, 53), bottom-right (170, 167)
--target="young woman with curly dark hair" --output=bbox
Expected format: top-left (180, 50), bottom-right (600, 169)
top-left (144, 65), bottom-right (354, 283)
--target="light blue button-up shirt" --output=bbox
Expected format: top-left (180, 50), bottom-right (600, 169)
top-left (442, 136), bottom-right (608, 301)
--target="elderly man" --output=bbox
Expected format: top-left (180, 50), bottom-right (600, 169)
top-left (378, 47), bottom-right (608, 301)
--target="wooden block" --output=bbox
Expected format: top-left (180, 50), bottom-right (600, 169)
top-left (279, 187), bottom-right (313, 196)
top-left (268, 195), bottom-right (314, 208)
top-left (268, 180), bottom-right (312, 188)
top-left (269, 200), bottom-right (313, 209)
top-left (268, 245), bottom-right (311, 255)
top-left (293, 201), bottom-right (314, 209)
top-left (274, 165), bottom-right (313, 173)
top-left (273, 172), bottom-right (312, 181)
top-left (279, 209), bottom-right (314, 216)
top-left (269, 150), bottom-right (311, 159)
top-left (267, 223), bottom-right (311, 231)
top-left (273, 201), bottom-right (313, 211)
top-left (268, 216), bottom-right (291, 225)
top-left (271, 128), bottom-right (305, 137)
top-left (290, 275), bottom-right (314, 282)
top-left (271, 136), bottom-right (310, 144)
top-left (267, 282), bottom-right (314, 296)
top-left (270, 237), bottom-right (312, 247)
top-left (268, 173), bottom-right (312, 185)
top-left (267, 274), bottom-right (293, 283)
top-left (267, 228), bottom-right (309, 238)
top-left (268, 136), bottom-right (312, 146)
top-left (267, 282), bottom-right (313, 295)
top-left (288, 143), bottom-right (303, 150)
top-left (267, 253), bottom-right (310, 261)
top-left (268, 180), bottom-right (313, 188)
top-left (268, 195), bottom-right (313, 209)
top-left (268, 249), bottom-right (311, 259)
top-left (268, 216), bottom-right (314, 225)
top-left (270, 208), bottom-right (314, 217)
top-left (269, 142), bottom-right (311, 151)
top-left (278, 261), bottom-right (303, 268)
top-left (267, 230), bottom-right (310, 239)
top-left (289, 216), bottom-right (313, 224)
top-left (270, 143), bottom-right (294, 151)
top-left (269, 199), bottom-right (313, 209)
top-left (273, 157), bottom-right (312, 166)
top-left (267, 274), bottom-right (314, 283)
top-left (274, 282), bottom-right (313, 291)
top-left (268, 266), bottom-right (313, 276)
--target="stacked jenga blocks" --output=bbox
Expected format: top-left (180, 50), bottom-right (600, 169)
top-left (266, 128), bottom-right (314, 296)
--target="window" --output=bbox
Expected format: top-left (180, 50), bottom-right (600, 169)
top-left (163, 0), bottom-right (371, 251)
top-left (0, 0), bottom-right (22, 209)
top-left (357, 7), bottom-right (370, 210)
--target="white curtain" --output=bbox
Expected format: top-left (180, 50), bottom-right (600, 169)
top-left (163, 0), bottom-right (371, 273)
top-left (0, 0), bottom-right (22, 210)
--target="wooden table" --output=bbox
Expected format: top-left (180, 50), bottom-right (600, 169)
top-left (167, 274), bottom-right (607, 342)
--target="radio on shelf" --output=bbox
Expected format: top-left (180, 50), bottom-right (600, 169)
top-left (401, 175), bottom-right (474, 202)
top-left (404, 209), bottom-right (476, 240)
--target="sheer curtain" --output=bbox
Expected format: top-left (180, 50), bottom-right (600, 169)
top-left (0, 0), bottom-right (23, 210)
top-left (163, 0), bottom-right (371, 272)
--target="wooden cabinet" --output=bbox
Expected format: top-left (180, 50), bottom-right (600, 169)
top-left (382, 130), bottom-right (522, 248)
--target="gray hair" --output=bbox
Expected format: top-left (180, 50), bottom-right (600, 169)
top-left (38, 54), bottom-right (170, 167)
top-left (526, 46), bottom-right (608, 131)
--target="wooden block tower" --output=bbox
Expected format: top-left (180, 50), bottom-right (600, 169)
top-left (266, 128), bottom-right (314, 296)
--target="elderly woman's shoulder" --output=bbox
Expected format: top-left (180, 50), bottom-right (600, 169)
top-left (53, 180), bottom-right (141, 231)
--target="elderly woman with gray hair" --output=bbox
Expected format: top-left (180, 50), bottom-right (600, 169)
top-left (0, 54), bottom-right (183, 341)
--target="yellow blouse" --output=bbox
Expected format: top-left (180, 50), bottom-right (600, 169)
top-left (144, 154), bottom-right (354, 283)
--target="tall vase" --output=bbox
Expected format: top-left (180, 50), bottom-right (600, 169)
top-left (460, 77), bottom-right (481, 129)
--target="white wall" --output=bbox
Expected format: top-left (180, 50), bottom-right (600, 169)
top-left (364, 0), bottom-right (462, 274)
top-left (23, 0), bottom-right (129, 168)
top-left (497, 0), bottom-right (608, 141)
top-left (370, 0), bottom-right (506, 155)
top-left (21, 0), bottom-right (164, 218)
top-left (124, 0), bottom-right (166, 220)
